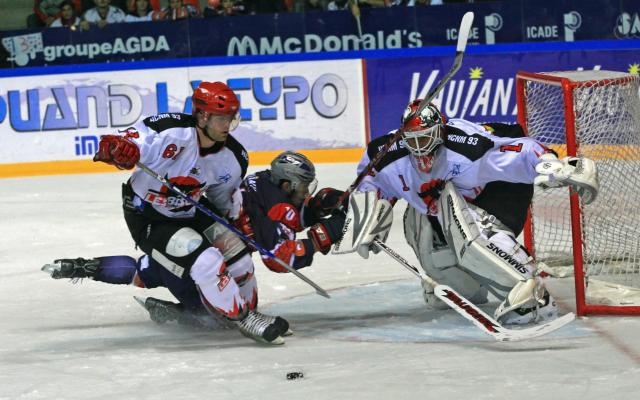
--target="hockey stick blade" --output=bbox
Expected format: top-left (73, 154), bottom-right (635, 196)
top-left (435, 286), bottom-right (576, 342)
top-left (373, 239), bottom-right (575, 341)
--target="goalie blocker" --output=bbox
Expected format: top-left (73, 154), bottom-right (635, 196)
top-left (332, 191), bottom-right (393, 259)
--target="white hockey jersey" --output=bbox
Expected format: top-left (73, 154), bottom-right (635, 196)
top-left (117, 113), bottom-right (248, 219)
top-left (356, 118), bottom-right (548, 215)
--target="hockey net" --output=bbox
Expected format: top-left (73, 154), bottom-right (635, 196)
top-left (516, 70), bottom-right (640, 316)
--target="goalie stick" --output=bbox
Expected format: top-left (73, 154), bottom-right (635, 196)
top-left (338, 11), bottom-right (474, 203)
top-left (135, 161), bottom-right (330, 299)
top-left (372, 239), bottom-right (576, 342)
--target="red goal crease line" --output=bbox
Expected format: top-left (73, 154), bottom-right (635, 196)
top-left (0, 148), bottom-right (365, 179)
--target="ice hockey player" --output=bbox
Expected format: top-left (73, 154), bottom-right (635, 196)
top-left (43, 151), bottom-right (347, 340)
top-left (236, 151), bottom-right (347, 272)
top-left (43, 81), bottom-right (290, 345)
top-left (340, 99), bottom-right (598, 325)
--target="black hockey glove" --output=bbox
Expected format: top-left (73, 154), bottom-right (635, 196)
top-left (307, 211), bottom-right (346, 255)
top-left (305, 187), bottom-right (348, 223)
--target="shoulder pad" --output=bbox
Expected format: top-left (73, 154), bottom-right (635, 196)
top-left (444, 126), bottom-right (495, 162)
top-left (367, 132), bottom-right (409, 172)
top-left (143, 113), bottom-right (196, 133)
top-left (225, 135), bottom-right (249, 178)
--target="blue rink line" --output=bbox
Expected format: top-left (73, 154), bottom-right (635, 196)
top-left (264, 280), bottom-right (594, 343)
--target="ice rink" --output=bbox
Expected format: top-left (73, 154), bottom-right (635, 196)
top-left (1, 163), bottom-right (639, 400)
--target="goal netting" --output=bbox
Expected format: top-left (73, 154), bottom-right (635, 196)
top-left (516, 70), bottom-right (640, 315)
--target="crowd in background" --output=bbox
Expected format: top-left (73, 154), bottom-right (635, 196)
top-left (26, 0), bottom-right (490, 30)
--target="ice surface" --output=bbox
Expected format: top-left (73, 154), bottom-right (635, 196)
top-left (1, 163), bottom-right (639, 400)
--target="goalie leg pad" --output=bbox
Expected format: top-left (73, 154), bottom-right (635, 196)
top-left (403, 205), bottom-right (487, 306)
top-left (438, 182), bottom-right (536, 299)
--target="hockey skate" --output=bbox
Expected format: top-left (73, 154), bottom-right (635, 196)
top-left (41, 258), bottom-right (101, 280)
top-left (235, 310), bottom-right (290, 345)
top-left (421, 280), bottom-right (449, 310)
top-left (495, 289), bottom-right (558, 325)
top-left (134, 296), bottom-right (233, 330)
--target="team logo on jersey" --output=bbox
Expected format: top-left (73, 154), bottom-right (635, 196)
top-left (219, 173), bottom-right (232, 183)
top-left (144, 175), bottom-right (206, 213)
top-left (450, 163), bottom-right (461, 176)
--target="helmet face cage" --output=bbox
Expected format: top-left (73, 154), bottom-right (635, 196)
top-left (400, 101), bottom-right (445, 158)
top-left (270, 152), bottom-right (317, 204)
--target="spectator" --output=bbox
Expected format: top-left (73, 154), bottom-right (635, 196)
top-left (50, 1), bottom-right (82, 27)
top-left (203, 0), bottom-right (246, 18)
top-left (327, 0), bottom-right (348, 10)
top-left (81, 0), bottom-right (126, 29)
top-left (28, 0), bottom-right (83, 28)
top-left (82, 0), bottom-right (128, 12)
top-left (153, 0), bottom-right (200, 20)
top-left (125, 0), bottom-right (153, 21)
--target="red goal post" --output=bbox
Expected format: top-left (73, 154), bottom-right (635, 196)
top-left (516, 70), bottom-right (640, 316)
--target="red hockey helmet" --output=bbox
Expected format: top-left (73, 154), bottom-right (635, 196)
top-left (192, 81), bottom-right (240, 131)
top-left (192, 81), bottom-right (240, 116)
top-left (400, 99), bottom-right (446, 172)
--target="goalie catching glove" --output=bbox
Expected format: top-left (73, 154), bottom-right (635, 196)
top-left (93, 135), bottom-right (140, 170)
top-left (534, 153), bottom-right (599, 204)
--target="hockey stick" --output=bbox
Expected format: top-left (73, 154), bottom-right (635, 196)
top-left (135, 162), bottom-right (330, 299)
top-left (372, 239), bottom-right (576, 342)
top-left (339, 11), bottom-right (474, 201)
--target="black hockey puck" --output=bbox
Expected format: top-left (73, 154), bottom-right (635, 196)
top-left (286, 371), bottom-right (304, 380)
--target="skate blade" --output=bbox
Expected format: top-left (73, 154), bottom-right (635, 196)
top-left (133, 295), bottom-right (147, 309)
top-left (282, 328), bottom-right (294, 337)
top-left (41, 263), bottom-right (60, 276)
top-left (237, 329), bottom-right (285, 346)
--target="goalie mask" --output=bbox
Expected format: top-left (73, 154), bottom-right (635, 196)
top-left (270, 151), bottom-right (318, 207)
top-left (192, 81), bottom-right (241, 132)
top-left (400, 99), bottom-right (446, 173)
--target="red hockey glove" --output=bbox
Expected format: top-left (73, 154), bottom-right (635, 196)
top-left (306, 187), bottom-right (348, 221)
top-left (418, 179), bottom-right (445, 214)
top-left (307, 212), bottom-right (346, 255)
top-left (93, 135), bottom-right (140, 170)
top-left (233, 207), bottom-right (255, 240)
